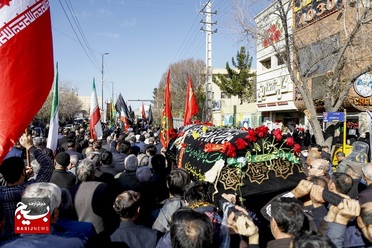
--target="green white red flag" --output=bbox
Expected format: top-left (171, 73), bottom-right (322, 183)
top-left (0, 0), bottom-right (54, 162)
top-left (47, 64), bottom-right (59, 154)
top-left (90, 79), bottom-right (103, 140)
top-left (160, 70), bottom-right (176, 148)
top-left (183, 75), bottom-right (199, 126)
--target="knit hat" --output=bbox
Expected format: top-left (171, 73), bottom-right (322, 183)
top-left (56, 152), bottom-right (71, 167)
top-left (137, 153), bottom-right (149, 166)
top-left (124, 154), bottom-right (138, 171)
top-left (136, 166), bottom-right (152, 183)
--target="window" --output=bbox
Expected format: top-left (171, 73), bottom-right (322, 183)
top-left (221, 92), bottom-right (231, 99)
top-left (311, 75), bottom-right (326, 100)
top-left (260, 57), bottom-right (271, 70)
top-left (277, 53), bottom-right (286, 66)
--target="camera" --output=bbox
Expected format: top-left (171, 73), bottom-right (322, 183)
top-left (219, 197), bottom-right (251, 221)
top-left (322, 189), bottom-right (344, 206)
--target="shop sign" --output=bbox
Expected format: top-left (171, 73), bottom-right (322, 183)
top-left (353, 73), bottom-right (372, 98)
top-left (323, 112), bottom-right (345, 122)
top-left (257, 77), bottom-right (290, 102)
top-left (294, 0), bottom-right (344, 29)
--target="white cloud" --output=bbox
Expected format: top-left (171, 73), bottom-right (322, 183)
top-left (120, 17), bottom-right (137, 27)
top-left (78, 11), bottom-right (93, 19)
top-left (98, 8), bottom-right (113, 17)
top-left (95, 32), bottom-right (120, 39)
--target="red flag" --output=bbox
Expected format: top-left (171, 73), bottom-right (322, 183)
top-left (183, 76), bottom-right (199, 126)
top-left (90, 79), bottom-right (103, 140)
top-left (141, 102), bottom-right (146, 120)
top-left (0, 0), bottom-right (54, 162)
top-left (160, 70), bottom-right (176, 148)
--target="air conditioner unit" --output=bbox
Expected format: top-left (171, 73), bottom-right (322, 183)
top-left (212, 100), bottom-right (221, 110)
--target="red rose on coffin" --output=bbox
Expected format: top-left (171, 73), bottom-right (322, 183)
top-left (235, 138), bottom-right (249, 150)
top-left (256, 126), bottom-right (269, 138)
top-left (286, 137), bottom-right (295, 147)
top-left (222, 142), bottom-right (236, 158)
top-left (294, 143), bottom-right (301, 154)
top-left (272, 128), bottom-right (282, 141)
top-left (245, 129), bottom-right (257, 142)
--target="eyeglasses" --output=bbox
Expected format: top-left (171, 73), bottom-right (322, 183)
top-left (308, 164), bottom-right (319, 169)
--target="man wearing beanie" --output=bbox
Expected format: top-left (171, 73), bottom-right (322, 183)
top-left (50, 152), bottom-right (76, 188)
top-left (116, 154), bottom-right (140, 192)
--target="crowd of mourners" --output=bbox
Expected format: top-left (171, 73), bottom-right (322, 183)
top-left (0, 122), bottom-right (371, 248)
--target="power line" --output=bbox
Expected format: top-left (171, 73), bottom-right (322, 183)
top-left (65, 0), bottom-right (101, 68)
top-left (58, 0), bottom-right (101, 72)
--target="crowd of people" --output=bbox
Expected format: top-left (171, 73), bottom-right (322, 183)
top-left (0, 122), bottom-right (371, 248)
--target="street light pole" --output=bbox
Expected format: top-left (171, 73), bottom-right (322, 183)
top-left (101, 52), bottom-right (109, 111)
top-left (111, 82), bottom-right (114, 102)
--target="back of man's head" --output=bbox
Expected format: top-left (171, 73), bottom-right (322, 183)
top-left (306, 150), bottom-right (321, 164)
top-left (145, 145), bottom-right (157, 156)
top-left (76, 158), bottom-right (95, 182)
top-left (362, 163), bottom-right (372, 184)
top-left (330, 172), bottom-right (353, 194)
top-left (293, 230), bottom-right (336, 248)
top-left (101, 150), bottom-right (113, 165)
top-left (170, 207), bottom-right (213, 248)
top-left (0, 157), bottom-right (25, 184)
top-left (151, 154), bottom-right (166, 174)
top-left (118, 141), bottom-right (131, 154)
top-left (22, 182), bottom-right (61, 218)
top-left (358, 202), bottom-right (372, 242)
top-left (183, 181), bottom-right (212, 205)
top-left (113, 190), bottom-right (141, 220)
top-left (166, 168), bottom-right (191, 197)
top-left (271, 197), bottom-right (305, 236)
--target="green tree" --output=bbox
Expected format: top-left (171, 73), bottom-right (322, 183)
top-left (213, 46), bottom-right (256, 104)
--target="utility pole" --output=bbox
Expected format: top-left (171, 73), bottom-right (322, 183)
top-left (200, 1), bottom-right (217, 122)
top-left (101, 52), bottom-right (109, 111)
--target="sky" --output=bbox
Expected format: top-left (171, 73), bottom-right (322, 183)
top-left (50, 0), bottom-right (263, 111)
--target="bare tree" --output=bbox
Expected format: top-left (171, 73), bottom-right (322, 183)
top-left (35, 81), bottom-right (83, 123)
top-left (231, 0), bottom-right (372, 145)
top-left (153, 58), bottom-right (206, 121)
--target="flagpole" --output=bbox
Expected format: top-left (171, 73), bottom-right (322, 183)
top-left (101, 52), bottom-right (109, 113)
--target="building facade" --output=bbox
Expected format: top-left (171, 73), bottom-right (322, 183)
top-left (211, 68), bottom-right (259, 128)
top-left (254, 1), bottom-right (303, 128)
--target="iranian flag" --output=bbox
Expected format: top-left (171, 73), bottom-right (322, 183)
top-left (0, 0), bottom-right (54, 162)
top-left (47, 64), bottom-right (59, 154)
top-left (90, 79), bottom-right (103, 140)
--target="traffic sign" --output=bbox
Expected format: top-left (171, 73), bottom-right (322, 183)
top-left (323, 112), bottom-right (345, 122)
